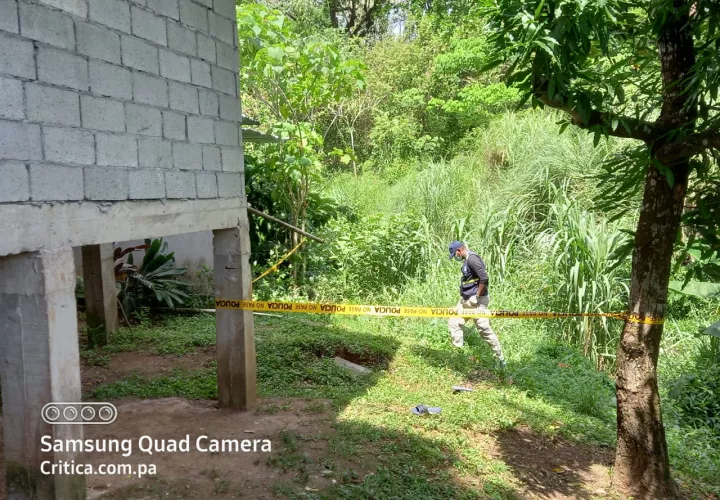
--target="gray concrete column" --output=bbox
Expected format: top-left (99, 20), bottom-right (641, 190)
top-left (213, 225), bottom-right (256, 410)
top-left (0, 247), bottom-right (86, 499)
top-left (81, 243), bottom-right (118, 345)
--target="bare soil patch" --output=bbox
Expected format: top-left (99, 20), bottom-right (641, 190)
top-left (81, 348), bottom-right (216, 393)
top-left (493, 425), bottom-right (616, 499)
top-left (83, 397), bottom-right (337, 499)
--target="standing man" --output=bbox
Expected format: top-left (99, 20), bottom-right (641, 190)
top-left (448, 241), bottom-right (506, 368)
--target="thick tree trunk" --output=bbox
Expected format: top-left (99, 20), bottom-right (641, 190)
top-left (329, 0), bottom-right (339, 28)
top-left (612, 1), bottom-right (697, 496)
top-left (612, 162), bottom-right (689, 499)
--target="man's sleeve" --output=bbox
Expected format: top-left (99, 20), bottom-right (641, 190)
top-left (467, 255), bottom-right (489, 285)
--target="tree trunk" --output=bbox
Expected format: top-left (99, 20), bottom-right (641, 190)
top-left (329, 0), bottom-right (339, 28)
top-left (612, 162), bottom-right (689, 499)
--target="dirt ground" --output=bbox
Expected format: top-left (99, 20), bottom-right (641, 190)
top-left (492, 426), bottom-right (615, 499)
top-left (0, 350), bottom-right (623, 499)
top-left (82, 348), bottom-right (216, 393)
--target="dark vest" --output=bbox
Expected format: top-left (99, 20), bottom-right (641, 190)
top-left (459, 251), bottom-right (489, 299)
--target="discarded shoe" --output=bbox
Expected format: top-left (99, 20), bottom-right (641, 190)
top-left (411, 404), bottom-right (442, 415)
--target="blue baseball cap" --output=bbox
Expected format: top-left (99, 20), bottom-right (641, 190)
top-left (449, 241), bottom-right (463, 259)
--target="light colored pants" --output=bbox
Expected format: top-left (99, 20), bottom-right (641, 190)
top-left (448, 296), bottom-right (505, 361)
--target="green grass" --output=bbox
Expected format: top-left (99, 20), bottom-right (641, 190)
top-left (102, 314), bottom-right (217, 355)
top-left (86, 308), bottom-right (718, 497)
top-left (86, 313), bottom-right (619, 498)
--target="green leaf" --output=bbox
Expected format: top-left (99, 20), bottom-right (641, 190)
top-left (669, 281), bottom-right (720, 298)
top-left (703, 320), bottom-right (720, 338)
top-left (267, 46), bottom-right (284, 61)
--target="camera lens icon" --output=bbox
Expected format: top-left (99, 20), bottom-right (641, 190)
top-left (42, 403), bottom-right (117, 425)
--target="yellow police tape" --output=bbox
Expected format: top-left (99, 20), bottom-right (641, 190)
top-left (252, 240), bottom-right (305, 284)
top-left (214, 299), bottom-right (665, 325)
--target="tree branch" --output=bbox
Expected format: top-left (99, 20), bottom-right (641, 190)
top-left (536, 92), bottom-right (658, 142)
top-left (655, 129), bottom-right (720, 164)
top-left (349, 1), bottom-right (381, 36)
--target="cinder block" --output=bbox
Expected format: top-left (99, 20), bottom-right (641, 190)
top-left (167, 21), bottom-right (196, 56)
top-left (188, 115), bottom-right (214, 143)
top-left (129, 0), bottom-right (146, 6)
top-left (221, 145), bottom-right (242, 172)
top-left (129, 167), bottom-right (165, 198)
top-left (196, 32), bottom-right (215, 62)
top-left (147, 0), bottom-right (179, 20)
top-left (89, 0), bottom-right (130, 33)
top-left (0, 76), bottom-right (23, 119)
top-left (0, 161), bottom-right (28, 202)
top-left (214, 120), bottom-right (237, 146)
top-left (126, 103), bottom-right (162, 136)
top-left (199, 89), bottom-right (218, 116)
top-left (132, 72), bottom-right (168, 107)
top-left (191, 59), bottom-right (211, 87)
top-left (26, 83), bottom-right (80, 126)
top-left (84, 166), bottom-right (129, 200)
top-left (233, 19), bottom-right (238, 47)
top-left (193, 0), bottom-right (211, 7)
top-left (39, 0), bottom-right (87, 18)
top-left (0, 32), bottom-right (34, 79)
top-left (212, 65), bottom-right (235, 95)
top-left (37, 47), bottom-right (89, 91)
top-left (215, 41), bottom-right (238, 72)
top-left (131, 6), bottom-right (167, 46)
top-left (29, 163), bottom-right (83, 201)
top-left (19, 2), bottom-right (74, 50)
top-left (43, 126), bottom-right (95, 165)
top-left (208, 11), bottom-right (233, 45)
top-left (213, 0), bottom-right (235, 19)
top-left (0, 0), bottom-right (19, 33)
top-left (179, 0), bottom-right (207, 32)
top-left (172, 141), bottom-right (202, 169)
top-left (160, 49), bottom-right (191, 82)
top-left (121, 36), bottom-right (159, 75)
top-left (77, 22), bottom-right (121, 64)
top-left (81, 95), bottom-right (125, 132)
top-left (165, 169), bottom-right (196, 198)
top-left (202, 144), bottom-right (220, 170)
top-left (216, 171), bottom-right (241, 197)
top-left (168, 81), bottom-right (198, 114)
top-left (89, 60), bottom-right (132, 99)
top-left (196, 171), bottom-right (217, 198)
top-left (138, 136), bottom-right (172, 167)
top-left (0, 120), bottom-right (41, 160)
top-left (162, 110), bottom-right (185, 140)
top-left (218, 93), bottom-right (241, 121)
top-left (96, 133), bottom-right (138, 166)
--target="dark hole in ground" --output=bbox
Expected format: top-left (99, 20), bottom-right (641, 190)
top-left (312, 347), bottom-right (389, 370)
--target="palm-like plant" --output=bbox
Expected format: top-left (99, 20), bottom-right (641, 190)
top-left (115, 238), bottom-right (190, 316)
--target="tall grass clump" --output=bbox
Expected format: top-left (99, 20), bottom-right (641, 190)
top-left (538, 185), bottom-right (632, 367)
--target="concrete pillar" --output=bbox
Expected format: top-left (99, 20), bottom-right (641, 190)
top-left (213, 226), bottom-right (256, 410)
top-left (0, 247), bottom-right (86, 500)
top-left (81, 243), bottom-right (118, 345)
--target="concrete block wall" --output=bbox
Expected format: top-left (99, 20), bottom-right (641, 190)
top-left (0, 0), bottom-right (244, 205)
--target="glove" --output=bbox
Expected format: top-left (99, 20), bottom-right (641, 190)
top-left (467, 295), bottom-right (478, 307)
